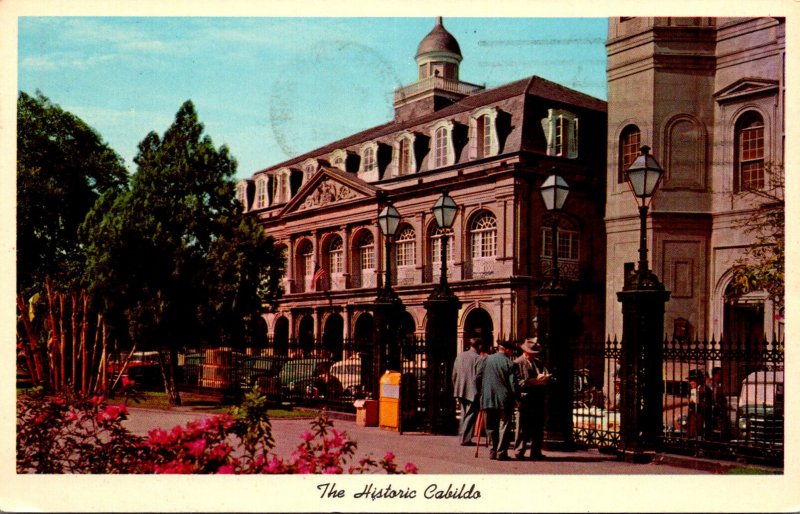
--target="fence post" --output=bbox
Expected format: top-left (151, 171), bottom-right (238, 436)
top-left (616, 264), bottom-right (670, 463)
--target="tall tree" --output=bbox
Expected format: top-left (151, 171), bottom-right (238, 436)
top-left (726, 164), bottom-right (784, 316)
top-left (82, 101), bottom-right (282, 404)
top-left (17, 91), bottom-right (129, 296)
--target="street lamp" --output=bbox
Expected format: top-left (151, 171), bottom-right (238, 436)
top-left (540, 171), bottom-right (570, 285)
top-left (535, 170), bottom-right (575, 450)
top-left (617, 144), bottom-right (670, 463)
top-left (377, 201), bottom-right (401, 300)
top-left (624, 145), bottom-right (664, 277)
top-left (432, 190), bottom-right (458, 296)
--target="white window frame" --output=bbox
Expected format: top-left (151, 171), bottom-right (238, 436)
top-left (255, 176), bottom-right (269, 209)
top-left (272, 168), bottom-right (291, 204)
top-left (396, 227), bottom-right (416, 267)
top-left (541, 108), bottom-right (579, 159)
top-left (359, 141), bottom-right (380, 181)
top-left (431, 227), bottom-right (454, 264)
top-left (328, 237), bottom-right (344, 274)
top-left (236, 181), bottom-right (250, 211)
top-left (541, 227), bottom-right (580, 261)
top-left (359, 232), bottom-right (375, 271)
top-left (469, 107), bottom-right (499, 160)
top-left (393, 132), bottom-right (417, 177)
top-left (429, 119), bottom-right (456, 168)
top-left (470, 213), bottom-right (497, 259)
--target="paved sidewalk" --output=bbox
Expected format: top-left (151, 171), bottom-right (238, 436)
top-left (123, 407), bottom-right (718, 474)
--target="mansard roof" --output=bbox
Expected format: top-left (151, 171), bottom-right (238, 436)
top-left (252, 75), bottom-right (606, 177)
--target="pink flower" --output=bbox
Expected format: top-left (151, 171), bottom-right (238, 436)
top-left (383, 451), bottom-right (395, 461)
top-left (186, 438), bottom-right (207, 458)
top-left (404, 462), bottom-right (418, 474)
top-left (300, 431), bottom-right (314, 442)
top-left (65, 410), bottom-right (78, 422)
top-left (324, 466), bottom-right (342, 474)
top-left (90, 395), bottom-right (105, 407)
top-left (216, 464), bottom-right (235, 474)
top-left (121, 376), bottom-right (135, 388)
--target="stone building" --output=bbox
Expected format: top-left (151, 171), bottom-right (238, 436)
top-left (605, 17), bottom-right (785, 342)
top-left (238, 18), bottom-right (608, 362)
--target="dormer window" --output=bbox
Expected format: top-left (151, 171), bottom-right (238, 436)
top-left (393, 132), bottom-right (417, 177)
top-left (301, 158), bottom-right (319, 182)
top-left (542, 109), bottom-right (579, 159)
top-left (469, 107), bottom-right (499, 160)
top-left (430, 120), bottom-right (455, 169)
top-left (254, 176), bottom-right (269, 209)
top-left (272, 168), bottom-right (291, 204)
top-left (330, 149), bottom-right (348, 172)
top-left (359, 142), bottom-right (380, 181)
top-left (236, 181), bottom-right (250, 212)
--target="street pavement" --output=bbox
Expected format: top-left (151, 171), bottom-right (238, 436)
top-left (122, 407), bottom-right (712, 475)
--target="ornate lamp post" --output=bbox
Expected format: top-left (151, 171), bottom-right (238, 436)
top-left (377, 202), bottom-right (401, 301)
top-left (540, 173), bottom-right (570, 285)
top-left (535, 170), bottom-right (575, 450)
top-left (424, 190), bottom-right (461, 434)
top-left (617, 145), bottom-right (671, 462)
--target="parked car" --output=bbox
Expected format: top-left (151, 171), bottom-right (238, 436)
top-left (109, 351), bottom-right (162, 390)
top-left (279, 358), bottom-right (334, 397)
top-left (330, 355), bottom-right (365, 398)
top-left (734, 370), bottom-right (783, 446)
top-left (240, 355), bottom-right (286, 398)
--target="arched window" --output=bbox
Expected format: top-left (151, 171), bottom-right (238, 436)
top-left (735, 112), bottom-right (765, 192)
top-left (396, 227), bottom-right (416, 267)
top-left (362, 147), bottom-right (376, 174)
top-left (477, 115), bottom-right (492, 159)
top-left (434, 126), bottom-right (448, 168)
top-left (619, 125), bottom-right (641, 183)
top-left (300, 242), bottom-right (314, 278)
top-left (359, 232), bottom-right (375, 271)
top-left (431, 227), bottom-right (453, 265)
top-left (398, 138), bottom-right (411, 176)
top-left (255, 176), bottom-right (268, 209)
top-left (328, 237), bottom-right (343, 274)
top-left (471, 213), bottom-right (497, 259)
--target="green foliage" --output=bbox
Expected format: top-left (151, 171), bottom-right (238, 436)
top-left (80, 100), bottom-right (282, 401)
top-left (229, 385), bottom-right (275, 463)
top-left (726, 165), bottom-right (784, 313)
top-left (17, 91), bottom-right (129, 296)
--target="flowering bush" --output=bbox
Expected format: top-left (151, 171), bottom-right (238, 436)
top-left (17, 386), bottom-right (417, 475)
top-left (17, 388), bottom-right (145, 473)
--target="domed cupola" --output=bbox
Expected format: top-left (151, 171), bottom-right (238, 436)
top-left (415, 17), bottom-right (462, 80)
top-left (393, 17), bottom-right (484, 121)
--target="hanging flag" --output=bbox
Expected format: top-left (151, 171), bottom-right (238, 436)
top-left (311, 265), bottom-right (328, 291)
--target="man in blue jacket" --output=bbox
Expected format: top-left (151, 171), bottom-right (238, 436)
top-left (475, 339), bottom-right (518, 460)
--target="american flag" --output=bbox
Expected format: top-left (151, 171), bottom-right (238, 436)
top-left (311, 265), bottom-right (327, 291)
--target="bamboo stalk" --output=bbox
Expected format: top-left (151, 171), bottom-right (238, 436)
top-left (71, 293), bottom-right (78, 392)
top-left (45, 280), bottom-right (60, 392)
top-left (88, 314), bottom-right (103, 394)
top-left (59, 293), bottom-right (66, 391)
top-left (81, 293), bottom-right (89, 395)
top-left (16, 295), bottom-right (42, 386)
top-left (109, 341), bottom-right (137, 392)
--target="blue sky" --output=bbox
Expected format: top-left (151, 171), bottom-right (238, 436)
top-left (18, 17), bottom-right (608, 179)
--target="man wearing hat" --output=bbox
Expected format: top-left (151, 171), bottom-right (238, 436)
top-left (475, 339), bottom-right (518, 460)
top-left (513, 337), bottom-right (550, 460)
top-left (452, 337), bottom-right (482, 446)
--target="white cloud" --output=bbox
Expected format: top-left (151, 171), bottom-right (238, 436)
top-left (19, 55), bottom-right (58, 71)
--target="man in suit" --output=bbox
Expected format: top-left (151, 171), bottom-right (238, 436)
top-left (475, 339), bottom-right (518, 460)
top-left (514, 338), bottom-right (549, 460)
top-left (452, 337), bottom-right (482, 446)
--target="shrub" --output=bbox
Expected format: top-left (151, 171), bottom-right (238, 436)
top-left (17, 386), bottom-right (417, 475)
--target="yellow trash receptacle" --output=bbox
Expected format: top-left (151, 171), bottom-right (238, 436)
top-left (354, 399), bottom-right (378, 427)
top-left (379, 371), bottom-right (402, 431)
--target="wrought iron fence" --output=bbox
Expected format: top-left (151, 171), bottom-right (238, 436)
top-left (572, 336), bottom-right (784, 465)
top-left (175, 336), bottom-right (432, 421)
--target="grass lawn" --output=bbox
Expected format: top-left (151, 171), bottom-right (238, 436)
top-left (123, 391), bottom-right (316, 419)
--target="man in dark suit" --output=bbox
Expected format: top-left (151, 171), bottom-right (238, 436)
top-left (452, 337), bottom-right (482, 446)
top-left (514, 338), bottom-right (550, 460)
top-left (475, 339), bottom-right (518, 460)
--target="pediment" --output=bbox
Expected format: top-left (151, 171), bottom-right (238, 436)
top-left (714, 78), bottom-right (779, 103)
top-left (280, 166), bottom-right (377, 216)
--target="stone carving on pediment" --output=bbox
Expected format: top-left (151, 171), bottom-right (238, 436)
top-left (299, 178), bottom-right (358, 210)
